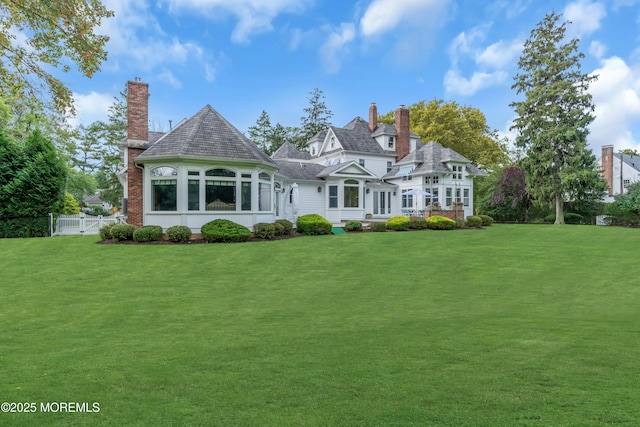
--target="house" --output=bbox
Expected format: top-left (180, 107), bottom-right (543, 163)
top-left (601, 145), bottom-right (640, 202)
top-left (119, 79), bottom-right (486, 231)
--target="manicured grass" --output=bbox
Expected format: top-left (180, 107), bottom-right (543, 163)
top-left (1, 225), bottom-right (639, 426)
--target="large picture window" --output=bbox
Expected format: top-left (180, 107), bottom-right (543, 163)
top-left (151, 167), bottom-right (177, 211)
top-left (205, 168), bottom-right (236, 211)
top-left (344, 180), bottom-right (359, 208)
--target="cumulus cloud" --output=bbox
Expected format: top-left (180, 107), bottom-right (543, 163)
top-left (69, 92), bottom-right (114, 127)
top-left (163, 0), bottom-right (311, 44)
top-left (444, 69), bottom-right (508, 96)
top-left (360, 0), bottom-right (447, 37)
top-left (563, 0), bottom-right (607, 38)
top-left (476, 39), bottom-right (523, 69)
top-left (319, 23), bottom-right (356, 74)
top-left (588, 56), bottom-right (640, 151)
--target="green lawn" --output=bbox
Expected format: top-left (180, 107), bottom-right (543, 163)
top-left (1, 225), bottom-right (639, 426)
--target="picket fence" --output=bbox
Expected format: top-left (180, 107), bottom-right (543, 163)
top-left (52, 213), bottom-right (122, 236)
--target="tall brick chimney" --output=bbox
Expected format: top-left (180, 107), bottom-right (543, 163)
top-left (369, 102), bottom-right (377, 133)
top-left (395, 105), bottom-right (410, 161)
top-left (125, 78), bottom-right (149, 227)
top-left (602, 145), bottom-right (614, 196)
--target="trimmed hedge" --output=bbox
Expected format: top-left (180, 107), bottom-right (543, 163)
top-left (369, 222), bottom-right (387, 232)
top-left (99, 222), bottom-right (117, 240)
top-left (253, 222), bottom-right (276, 239)
top-left (465, 215), bottom-right (483, 228)
top-left (479, 215), bottom-right (494, 226)
top-left (166, 225), bottom-right (192, 243)
top-left (408, 216), bottom-right (428, 230)
top-left (296, 214), bottom-right (332, 235)
top-left (133, 225), bottom-right (163, 242)
top-left (426, 215), bottom-right (457, 230)
top-left (387, 215), bottom-right (411, 231)
top-left (272, 222), bottom-right (285, 236)
top-left (275, 219), bottom-right (293, 235)
top-left (0, 217), bottom-right (50, 238)
top-left (344, 220), bottom-right (363, 232)
top-left (111, 224), bottom-right (136, 241)
top-left (201, 219), bottom-right (251, 243)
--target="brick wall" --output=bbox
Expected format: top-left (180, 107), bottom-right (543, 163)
top-left (127, 147), bottom-right (145, 227)
top-left (395, 105), bottom-right (410, 161)
top-left (601, 145), bottom-right (614, 196)
top-left (368, 102), bottom-right (377, 132)
top-left (126, 78), bottom-right (149, 227)
top-left (425, 210), bottom-right (464, 221)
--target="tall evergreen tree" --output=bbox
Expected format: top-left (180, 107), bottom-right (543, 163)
top-left (510, 12), bottom-right (606, 224)
top-left (247, 110), bottom-right (273, 153)
top-left (299, 88), bottom-right (333, 147)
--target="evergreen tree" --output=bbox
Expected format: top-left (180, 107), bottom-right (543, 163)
top-left (299, 88), bottom-right (333, 147)
top-left (248, 110), bottom-right (273, 153)
top-left (510, 12), bottom-right (606, 224)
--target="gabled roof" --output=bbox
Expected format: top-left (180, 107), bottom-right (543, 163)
top-left (371, 123), bottom-right (420, 139)
top-left (316, 160), bottom-right (376, 178)
top-left (325, 118), bottom-right (385, 154)
top-left (271, 142), bottom-right (311, 160)
top-left (136, 105), bottom-right (275, 166)
top-left (615, 152), bottom-right (640, 172)
top-left (273, 160), bottom-right (325, 181)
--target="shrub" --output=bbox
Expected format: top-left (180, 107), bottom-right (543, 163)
top-left (99, 222), bottom-right (118, 240)
top-left (387, 215), bottom-right (411, 231)
top-left (465, 215), bottom-right (483, 228)
top-left (369, 222), bottom-right (387, 232)
top-left (201, 219), bottom-right (251, 243)
top-left (344, 220), bottom-right (363, 231)
top-left (426, 215), bottom-right (457, 230)
top-left (166, 225), bottom-right (192, 243)
top-left (544, 213), bottom-right (584, 224)
top-left (275, 219), bottom-right (293, 235)
top-left (253, 222), bottom-right (275, 239)
top-left (133, 225), bottom-right (163, 242)
top-left (111, 224), bottom-right (136, 241)
top-left (408, 216), bottom-right (428, 230)
top-left (455, 218), bottom-right (466, 229)
top-left (296, 214), bottom-right (332, 235)
top-left (272, 222), bottom-right (285, 236)
top-left (83, 205), bottom-right (109, 217)
top-left (479, 215), bottom-right (494, 226)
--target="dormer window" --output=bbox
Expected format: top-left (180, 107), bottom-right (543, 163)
top-left (388, 137), bottom-right (394, 148)
top-left (311, 146), bottom-right (316, 155)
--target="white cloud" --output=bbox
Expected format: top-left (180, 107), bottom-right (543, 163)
top-left (444, 69), bottom-right (508, 96)
top-left (158, 70), bottom-right (182, 88)
top-left (360, 0), bottom-right (449, 37)
top-left (563, 0), bottom-right (607, 37)
top-left (476, 39), bottom-right (523, 69)
top-left (69, 91), bottom-right (114, 127)
top-left (319, 23), bottom-right (356, 74)
top-left (163, 0), bottom-right (311, 44)
top-left (588, 56), bottom-right (640, 151)
top-left (589, 40), bottom-right (608, 59)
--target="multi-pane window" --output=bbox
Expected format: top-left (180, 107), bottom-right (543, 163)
top-left (451, 165), bottom-right (463, 180)
top-left (359, 159), bottom-right (365, 167)
top-left (188, 171), bottom-right (200, 211)
top-left (329, 185), bottom-right (338, 208)
top-left (258, 172), bottom-right (271, 211)
top-left (624, 179), bottom-right (630, 188)
top-left (387, 161), bottom-right (393, 173)
top-left (388, 137), bottom-right (394, 148)
top-left (205, 168), bottom-right (236, 211)
top-left (344, 179), bottom-right (359, 208)
top-left (402, 190), bottom-right (414, 208)
top-left (151, 166), bottom-right (177, 211)
top-left (463, 188), bottom-right (470, 206)
top-left (426, 188), bottom-right (439, 206)
top-left (425, 176), bottom-right (440, 184)
top-left (446, 188), bottom-right (452, 206)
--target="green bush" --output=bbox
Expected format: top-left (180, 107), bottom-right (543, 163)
top-left (296, 214), bottom-right (332, 235)
top-left (166, 225), bottom-right (192, 243)
top-left (0, 217), bottom-right (50, 238)
top-left (344, 220), bottom-right (363, 231)
top-left (99, 222), bottom-right (118, 240)
top-left (111, 224), bottom-right (136, 241)
top-left (544, 213), bottom-right (584, 224)
top-left (253, 222), bottom-right (275, 239)
top-left (272, 222), bottom-right (285, 236)
top-left (479, 215), bottom-right (494, 226)
top-left (201, 219), bottom-right (250, 243)
top-left (83, 205), bottom-right (110, 217)
top-left (133, 225), bottom-right (163, 242)
top-left (369, 222), bottom-right (387, 232)
top-left (465, 215), bottom-right (483, 228)
top-left (426, 215), bottom-right (457, 230)
top-left (275, 219), bottom-right (293, 235)
top-left (387, 215), bottom-right (411, 231)
top-left (455, 218), bottom-right (466, 229)
top-left (408, 216), bottom-right (428, 230)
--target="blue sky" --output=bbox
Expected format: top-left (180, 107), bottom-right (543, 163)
top-left (67, 0), bottom-right (640, 154)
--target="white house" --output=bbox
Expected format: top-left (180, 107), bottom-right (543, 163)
top-left (601, 145), bottom-right (640, 202)
top-left (119, 79), bottom-right (486, 231)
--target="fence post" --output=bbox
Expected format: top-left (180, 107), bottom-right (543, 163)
top-left (49, 213), bottom-right (53, 236)
top-left (79, 212), bottom-right (85, 235)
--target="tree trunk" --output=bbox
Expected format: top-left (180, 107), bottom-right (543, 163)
top-left (554, 194), bottom-right (565, 224)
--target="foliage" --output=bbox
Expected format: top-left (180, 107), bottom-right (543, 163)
top-left (479, 215), bottom-right (494, 226)
top-left (603, 182), bottom-right (640, 225)
top-left (248, 110), bottom-right (305, 155)
top-left (99, 222), bottom-right (117, 240)
top-left (369, 222), bottom-right (387, 232)
top-left (426, 215), bottom-right (457, 230)
top-left (83, 205), bottom-right (109, 217)
top-left (166, 225), bottom-right (192, 243)
top-left (0, 0), bottom-right (113, 115)
top-left (299, 88), bottom-right (333, 146)
top-left (386, 215), bottom-right (411, 231)
top-left (133, 225), bottom-right (163, 242)
top-left (543, 212), bottom-right (584, 225)
top-left (275, 219), bottom-right (293, 235)
top-left (66, 168), bottom-right (97, 208)
top-left (407, 216), bottom-right (429, 230)
top-left (455, 218), bottom-right (466, 229)
top-left (296, 214), bottom-right (332, 235)
top-left (486, 166), bottom-right (532, 222)
top-left (510, 12), bottom-right (607, 224)
top-left (604, 202), bottom-right (640, 226)
top-left (466, 215), bottom-right (483, 228)
top-left (379, 99), bottom-right (508, 170)
top-left (253, 222), bottom-right (276, 239)
top-left (110, 224), bottom-right (136, 241)
top-left (62, 192), bottom-right (81, 215)
top-left (344, 220), bottom-right (363, 232)
top-left (272, 222), bottom-right (285, 236)
top-left (201, 219), bottom-right (251, 243)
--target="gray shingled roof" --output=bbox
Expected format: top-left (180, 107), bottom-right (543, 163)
top-left (136, 105), bottom-right (275, 166)
top-left (271, 142), bottom-right (312, 160)
top-left (273, 160), bottom-right (324, 181)
top-left (616, 152), bottom-right (640, 172)
top-left (329, 118), bottom-right (385, 154)
top-left (370, 122), bottom-right (420, 139)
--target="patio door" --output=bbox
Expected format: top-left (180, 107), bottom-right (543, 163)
top-left (373, 191), bottom-right (391, 216)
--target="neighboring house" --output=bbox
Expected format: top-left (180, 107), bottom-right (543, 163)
top-left (601, 145), bottom-right (640, 202)
top-left (83, 192), bottom-right (112, 211)
top-left (119, 79), bottom-right (486, 231)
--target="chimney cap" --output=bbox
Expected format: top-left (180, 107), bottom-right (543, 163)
top-left (134, 76), bottom-right (141, 82)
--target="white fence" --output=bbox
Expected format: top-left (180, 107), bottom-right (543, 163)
top-left (52, 213), bottom-right (121, 236)
top-left (595, 215), bottom-right (611, 226)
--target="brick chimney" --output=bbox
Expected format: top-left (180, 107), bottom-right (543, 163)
top-left (369, 102), bottom-right (377, 133)
top-left (395, 105), bottom-right (410, 161)
top-left (602, 145), bottom-right (614, 196)
top-left (125, 78), bottom-right (149, 227)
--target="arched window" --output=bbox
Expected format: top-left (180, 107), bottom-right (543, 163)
top-left (151, 166), bottom-right (177, 211)
top-left (344, 179), bottom-right (359, 208)
top-left (205, 168), bottom-right (236, 211)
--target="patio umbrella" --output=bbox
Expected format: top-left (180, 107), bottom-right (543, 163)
top-left (404, 188), bottom-right (430, 196)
